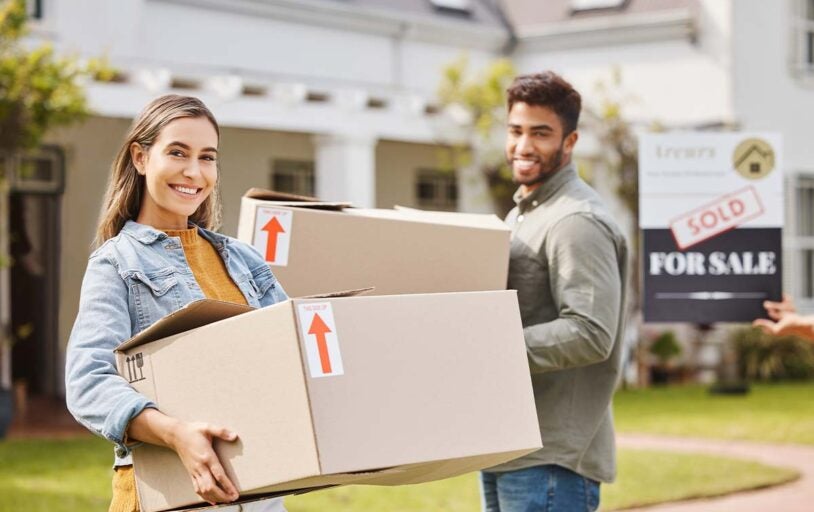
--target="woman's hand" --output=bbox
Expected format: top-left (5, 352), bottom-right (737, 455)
top-left (126, 409), bottom-right (240, 505)
top-left (167, 421), bottom-right (241, 505)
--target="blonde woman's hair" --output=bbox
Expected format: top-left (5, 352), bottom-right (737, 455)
top-left (94, 94), bottom-right (222, 246)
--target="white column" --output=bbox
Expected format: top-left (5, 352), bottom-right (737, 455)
top-left (458, 158), bottom-right (498, 214)
top-left (313, 134), bottom-right (377, 208)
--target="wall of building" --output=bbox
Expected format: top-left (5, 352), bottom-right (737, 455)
top-left (732, 0), bottom-right (814, 171)
top-left (43, 0), bottom-right (502, 101)
top-left (47, 115), bottom-right (470, 390)
top-left (513, 0), bottom-right (733, 127)
top-left (731, 0), bottom-right (814, 309)
top-left (375, 140), bottom-right (452, 209)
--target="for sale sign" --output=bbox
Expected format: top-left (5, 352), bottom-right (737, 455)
top-left (639, 133), bottom-right (783, 323)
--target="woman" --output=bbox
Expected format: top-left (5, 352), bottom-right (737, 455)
top-left (65, 95), bottom-right (288, 512)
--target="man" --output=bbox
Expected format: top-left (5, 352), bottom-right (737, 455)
top-left (481, 72), bottom-right (628, 512)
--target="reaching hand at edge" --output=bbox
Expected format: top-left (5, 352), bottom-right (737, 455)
top-left (753, 293), bottom-right (814, 341)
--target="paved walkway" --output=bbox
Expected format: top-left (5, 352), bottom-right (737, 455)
top-left (616, 433), bottom-right (814, 511)
top-left (6, 394), bottom-right (88, 439)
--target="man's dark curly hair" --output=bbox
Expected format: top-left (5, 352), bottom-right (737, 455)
top-left (506, 71), bottom-right (582, 135)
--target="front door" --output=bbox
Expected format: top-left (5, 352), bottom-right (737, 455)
top-left (8, 147), bottom-right (64, 398)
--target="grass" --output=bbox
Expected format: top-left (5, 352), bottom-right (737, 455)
top-left (602, 448), bottom-right (797, 510)
top-left (284, 448), bottom-right (797, 511)
top-left (613, 381), bottom-right (814, 445)
top-left (0, 434), bottom-right (799, 512)
top-left (2, 382), bottom-right (810, 511)
top-left (0, 436), bottom-right (112, 512)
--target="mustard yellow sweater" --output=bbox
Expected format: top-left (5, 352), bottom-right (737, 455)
top-left (165, 228), bottom-right (247, 305)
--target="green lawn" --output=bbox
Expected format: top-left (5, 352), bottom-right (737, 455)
top-left (613, 382), bottom-right (814, 445)
top-left (2, 382), bottom-right (810, 511)
top-left (0, 437), bottom-right (111, 512)
top-left (0, 434), bottom-right (798, 512)
top-left (284, 448), bottom-right (797, 511)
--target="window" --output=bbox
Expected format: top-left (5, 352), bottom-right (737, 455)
top-left (429, 0), bottom-right (472, 15)
top-left (794, 175), bottom-right (814, 300)
top-left (26, 0), bottom-right (42, 19)
top-left (415, 169), bottom-right (458, 211)
top-left (7, 146), bottom-right (64, 195)
top-left (797, 176), bottom-right (814, 236)
top-left (270, 159), bottom-right (315, 196)
top-left (805, 249), bottom-right (814, 299)
top-left (794, 0), bottom-right (814, 72)
top-left (571, 0), bottom-right (627, 12)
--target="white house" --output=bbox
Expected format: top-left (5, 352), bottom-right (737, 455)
top-left (4, 0), bottom-right (814, 399)
top-left (5, 0), bottom-right (511, 399)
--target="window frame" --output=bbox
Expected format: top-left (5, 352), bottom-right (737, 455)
top-left (414, 168), bottom-right (458, 212)
top-left (269, 158), bottom-right (315, 197)
top-left (3, 145), bottom-right (65, 195)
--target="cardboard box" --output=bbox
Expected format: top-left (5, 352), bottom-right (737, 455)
top-left (115, 290), bottom-right (541, 512)
top-left (237, 189), bottom-right (511, 297)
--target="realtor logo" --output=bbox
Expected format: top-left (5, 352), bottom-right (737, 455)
top-left (125, 353), bottom-right (146, 383)
top-left (733, 138), bottom-right (775, 180)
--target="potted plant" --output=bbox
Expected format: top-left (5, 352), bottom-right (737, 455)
top-left (648, 330), bottom-right (682, 385)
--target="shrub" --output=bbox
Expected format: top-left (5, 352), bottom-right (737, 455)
top-left (649, 330), bottom-right (682, 365)
top-left (731, 327), bottom-right (814, 381)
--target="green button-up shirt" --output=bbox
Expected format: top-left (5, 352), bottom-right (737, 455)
top-left (489, 163), bottom-right (628, 483)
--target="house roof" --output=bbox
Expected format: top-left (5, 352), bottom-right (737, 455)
top-left (503, 0), bottom-right (695, 29)
top-left (345, 0), bottom-right (510, 29)
top-left (735, 144), bottom-right (772, 168)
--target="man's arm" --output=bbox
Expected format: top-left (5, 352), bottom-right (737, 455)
top-left (524, 213), bottom-right (624, 373)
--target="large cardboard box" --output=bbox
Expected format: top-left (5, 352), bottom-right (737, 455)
top-left (236, 189), bottom-right (511, 297)
top-left (115, 290), bottom-right (541, 512)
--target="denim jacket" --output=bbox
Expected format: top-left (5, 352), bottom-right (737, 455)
top-left (65, 220), bottom-right (288, 466)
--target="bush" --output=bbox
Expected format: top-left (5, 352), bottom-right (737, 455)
top-left (731, 327), bottom-right (814, 381)
top-left (649, 330), bottom-right (682, 365)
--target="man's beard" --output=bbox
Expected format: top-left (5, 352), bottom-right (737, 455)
top-left (510, 144), bottom-right (565, 187)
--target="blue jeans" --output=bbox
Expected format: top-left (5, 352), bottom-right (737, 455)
top-left (480, 465), bottom-right (600, 512)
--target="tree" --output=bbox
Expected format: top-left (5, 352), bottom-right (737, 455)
top-left (436, 56), bottom-right (517, 216)
top-left (0, 0), bottom-right (110, 429)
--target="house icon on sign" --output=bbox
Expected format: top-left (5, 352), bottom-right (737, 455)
top-left (733, 138), bottom-right (774, 179)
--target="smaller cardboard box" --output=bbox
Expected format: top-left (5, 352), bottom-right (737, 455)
top-left (236, 189), bottom-right (511, 298)
top-left (115, 290), bottom-right (541, 512)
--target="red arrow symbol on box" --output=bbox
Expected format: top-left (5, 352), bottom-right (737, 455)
top-left (262, 216), bottom-right (285, 263)
top-left (308, 313), bottom-right (333, 374)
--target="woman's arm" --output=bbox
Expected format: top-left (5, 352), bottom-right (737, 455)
top-left (66, 254), bottom-right (239, 505)
top-left (65, 254), bottom-right (157, 454)
top-left (126, 409), bottom-right (239, 505)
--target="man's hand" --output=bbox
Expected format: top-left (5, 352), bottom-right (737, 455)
top-left (753, 293), bottom-right (814, 341)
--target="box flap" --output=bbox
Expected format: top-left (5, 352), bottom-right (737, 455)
top-left (243, 188), bottom-right (352, 210)
top-left (296, 287), bottom-right (374, 299)
top-left (115, 300), bottom-right (254, 352)
top-left (348, 207), bottom-right (509, 231)
top-left (244, 188), bottom-right (320, 202)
